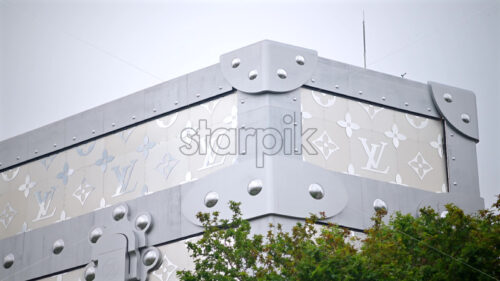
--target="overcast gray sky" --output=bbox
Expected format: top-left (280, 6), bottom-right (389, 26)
top-left (0, 0), bottom-right (499, 207)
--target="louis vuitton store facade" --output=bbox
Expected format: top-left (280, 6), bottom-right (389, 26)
top-left (0, 41), bottom-right (483, 281)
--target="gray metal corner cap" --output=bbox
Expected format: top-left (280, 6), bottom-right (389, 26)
top-left (429, 81), bottom-right (479, 141)
top-left (220, 40), bottom-right (318, 94)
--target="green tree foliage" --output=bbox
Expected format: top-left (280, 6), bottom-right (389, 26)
top-left (178, 196), bottom-right (500, 281)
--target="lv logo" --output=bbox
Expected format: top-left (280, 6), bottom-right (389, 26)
top-left (358, 137), bottom-right (390, 174)
top-left (112, 160), bottom-right (138, 197)
top-left (33, 186), bottom-right (57, 222)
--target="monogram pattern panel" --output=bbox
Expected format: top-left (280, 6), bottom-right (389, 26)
top-left (0, 94), bottom-right (237, 240)
top-left (301, 89), bottom-right (447, 193)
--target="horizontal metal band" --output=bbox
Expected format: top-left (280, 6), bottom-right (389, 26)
top-left (0, 64), bottom-right (233, 172)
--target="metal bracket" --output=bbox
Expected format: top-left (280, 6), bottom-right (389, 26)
top-left (220, 40), bottom-right (318, 94)
top-left (429, 81), bottom-right (479, 141)
top-left (84, 203), bottom-right (161, 281)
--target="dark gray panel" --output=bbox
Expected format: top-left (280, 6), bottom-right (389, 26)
top-left (306, 57), bottom-right (440, 118)
top-left (0, 134), bottom-right (28, 169)
top-left (27, 120), bottom-right (66, 158)
top-left (103, 91), bottom-right (146, 133)
top-left (64, 106), bottom-right (104, 145)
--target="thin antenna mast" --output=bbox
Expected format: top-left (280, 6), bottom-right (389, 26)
top-left (362, 10), bottom-right (367, 69)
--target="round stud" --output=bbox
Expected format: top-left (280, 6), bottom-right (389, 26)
top-left (135, 213), bottom-right (151, 231)
top-left (311, 78), bottom-right (316, 83)
top-left (84, 263), bottom-right (96, 281)
top-left (112, 204), bottom-right (127, 221)
top-left (3, 253), bottom-right (14, 269)
top-left (241, 99), bottom-right (245, 104)
top-left (248, 70), bottom-right (258, 80)
top-left (72, 137), bottom-right (76, 141)
top-left (111, 123), bottom-right (116, 127)
top-left (204, 191), bottom-right (219, 208)
top-left (196, 94), bottom-right (200, 98)
top-left (231, 58), bottom-right (241, 68)
top-left (308, 183), bottom-right (324, 200)
top-left (461, 113), bottom-right (470, 123)
top-left (452, 156), bottom-right (456, 161)
top-left (132, 116), bottom-right (136, 120)
top-left (427, 108), bottom-right (432, 112)
top-left (16, 156), bottom-right (20, 160)
top-left (89, 227), bottom-right (103, 244)
top-left (335, 85), bottom-right (339, 89)
top-left (358, 91), bottom-right (363, 95)
top-left (34, 150), bottom-right (38, 154)
top-left (143, 249), bottom-right (159, 266)
top-left (153, 108), bottom-right (157, 113)
top-left (295, 55), bottom-right (305, 65)
top-left (404, 102), bottom-right (409, 107)
top-left (53, 143), bottom-right (57, 148)
top-left (247, 179), bottom-right (263, 196)
top-left (443, 93), bottom-right (453, 103)
top-left (276, 69), bottom-right (287, 79)
top-left (453, 181), bottom-right (457, 186)
top-left (52, 239), bottom-right (64, 255)
top-left (373, 198), bottom-right (387, 211)
top-left (381, 96), bottom-right (386, 101)
top-left (440, 211), bottom-right (448, 218)
top-left (92, 130), bottom-right (96, 134)
top-left (293, 97), bottom-right (297, 101)
top-left (174, 101), bottom-right (178, 105)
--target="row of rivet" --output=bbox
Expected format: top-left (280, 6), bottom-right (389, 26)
top-left (231, 55), bottom-right (306, 81)
top-left (309, 78), bottom-right (434, 113)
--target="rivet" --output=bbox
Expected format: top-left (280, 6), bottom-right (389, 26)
top-left (453, 181), bottom-right (457, 186)
top-left (450, 133), bottom-right (454, 137)
top-left (427, 108), bottom-right (432, 112)
top-left (242, 150), bottom-right (247, 154)
top-left (92, 130), bottom-right (96, 134)
top-left (34, 150), bottom-right (38, 154)
top-left (293, 122), bottom-right (298, 126)
top-left (84, 263), bottom-right (96, 281)
top-left (311, 78), bottom-right (316, 83)
top-left (231, 58), bottom-right (241, 68)
top-left (73, 137), bottom-right (76, 141)
top-left (461, 113), bottom-right (470, 123)
top-left (358, 91), bottom-right (363, 95)
top-left (308, 183), bottom-right (324, 199)
top-left (174, 101), bottom-right (179, 105)
top-left (295, 55), bottom-right (305, 65)
top-left (443, 93), bottom-right (453, 103)
top-left (16, 156), bottom-right (20, 160)
top-left (241, 99), bottom-right (245, 104)
top-left (404, 102), bottom-right (409, 107)
top-left (335, 85), bottom-right (339, 89)
top-left (373, 198), bottom-right (387, 211)
top-left (218, 86), bottom-right (223, 90)
top-left (53, 143), bottom-right (57, 147)
top-left (452, 157), bottom-right (456, 161)
top-left (0, 163), bottom-right (2, 167)
top-left (112, 205), bottom-right (127, 221)
top-left (277, 69), bottom-right (287, 79)
top-left (132, 116), bottom-right (136, 120)
top-left (89, 227), bottom-right (103, 244)
top-left (248, 70), bottom-right (258, 80)
top-left (196, 94), bottom-right (200, 98)
top-left (111, 123), bottom-right (116, 127)
top-left (135, 214), bottom-right (151, 231)
top-left (440, 211), bottom-right (448, 218)
top-left (293, 97), bottom-right (297, 101)
top-left (241, 125), bottom-right (245, 129)
top-left (247, 179), bottom-right (263, 196)
top-left (153, 108), bottom-right (157, 113)
top-left (294, 147), bottom-right (299, 152)
top-left (204, 191), bottom-right (219, 208)
top-left (381, 96), bottom-right (386, 101)
top-left (143, 249), bottom-right (159, 266)
top-left (52, 239), bottom-right (64, 255)
top-left (3, 253), bottom-right (14, 269)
